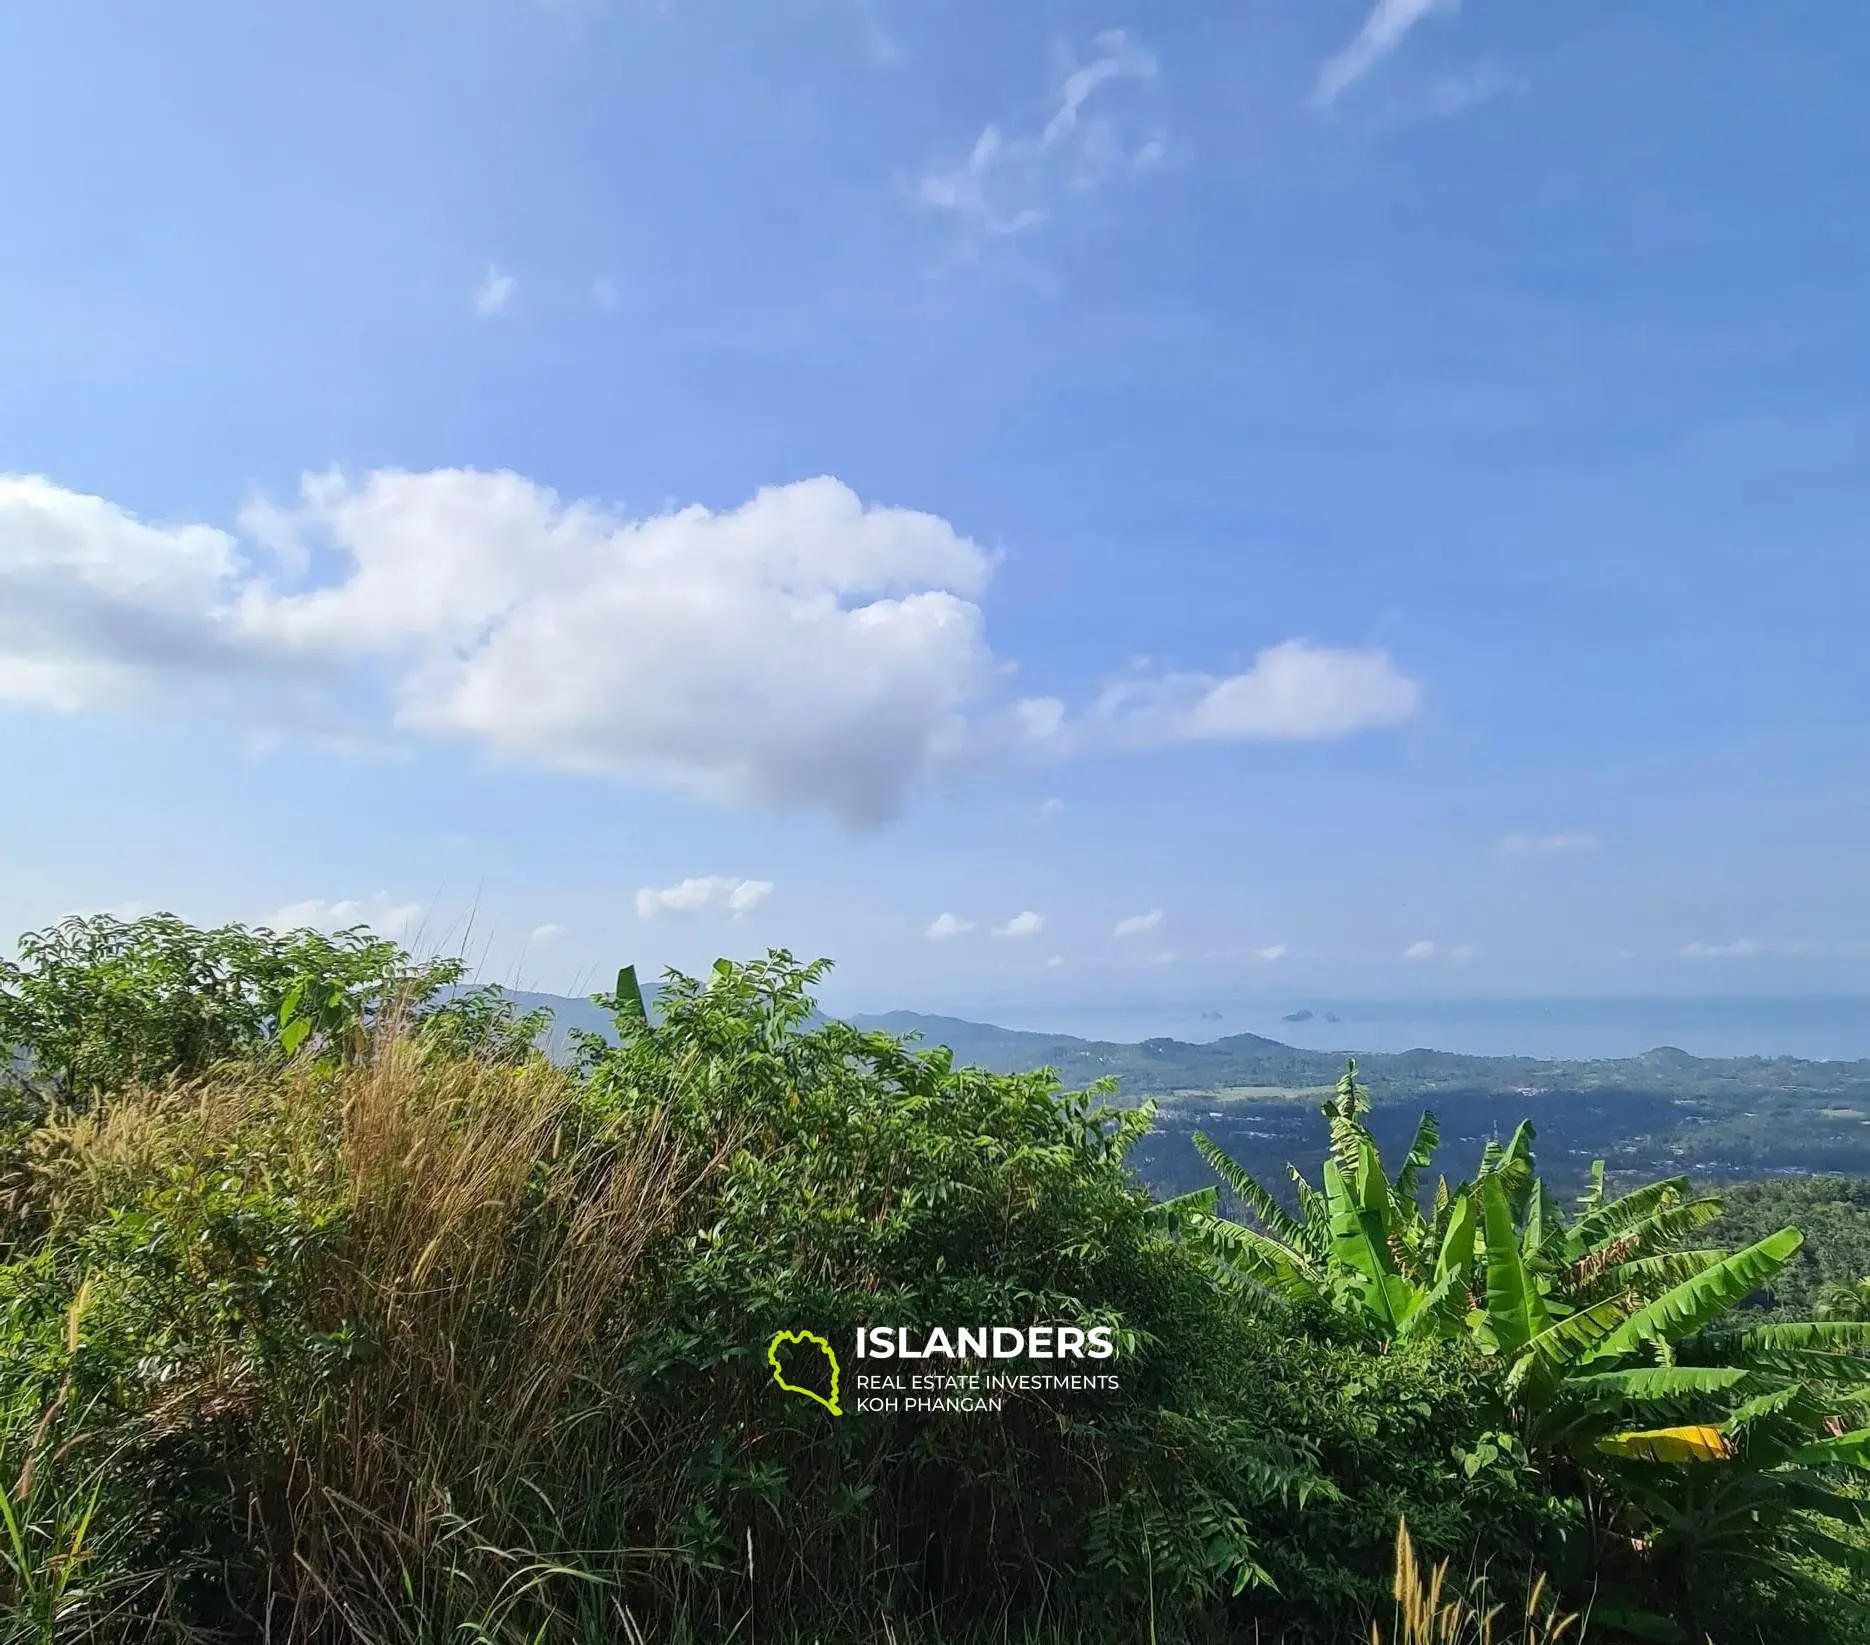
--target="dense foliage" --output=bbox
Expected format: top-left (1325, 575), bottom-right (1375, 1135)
top-left (0, 916), bottom-right (1866, 1643)
top-left (1706, 1176), bottom-right (1870, 1322)
top-left (1186, 1067), bottom-right (1870, 1638)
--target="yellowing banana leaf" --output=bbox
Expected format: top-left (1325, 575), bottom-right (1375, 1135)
top-left (1597, 1425), bottom-right (1734, 1463)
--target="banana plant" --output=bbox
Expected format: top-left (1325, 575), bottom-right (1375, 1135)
top-left (1186, 1062), bottom-right (1475, 1339)
top-left (1475, 1210), bottom-right (1870, 1598)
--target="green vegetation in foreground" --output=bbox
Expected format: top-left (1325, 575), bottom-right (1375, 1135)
top-left (0, 914), bottom-right (1867, 1644)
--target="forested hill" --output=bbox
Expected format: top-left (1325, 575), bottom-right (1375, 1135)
top-left (519, 995), bottom-right (1870, 1104)
top-left (845, 1010), bottom-right (1870, 1102)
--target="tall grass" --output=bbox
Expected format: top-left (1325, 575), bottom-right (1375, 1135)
top-left (1373, 1522), bottom-right (1580, 1645)
top-left (15, 1042), bottom-right (725, 1642)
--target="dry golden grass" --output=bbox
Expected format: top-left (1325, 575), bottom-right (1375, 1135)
top-left (17, 1041), bottom-right (727, 1640)
top-left (1373, 1520), bottom-right (1581, 1645)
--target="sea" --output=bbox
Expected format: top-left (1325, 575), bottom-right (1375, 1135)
top-left (931, 996), bottom-right (1870, 1063)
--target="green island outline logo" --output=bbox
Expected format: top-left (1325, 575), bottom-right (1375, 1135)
top-left (767, 1329), bottom-right (843, 1414)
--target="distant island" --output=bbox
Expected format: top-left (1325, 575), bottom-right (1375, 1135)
top-left (1281, 1009), bottom-right (1314, 1023)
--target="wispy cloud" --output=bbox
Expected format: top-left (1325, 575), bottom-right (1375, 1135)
top-left (925, 912), bottom-right (976, 940)
top-left (1034, 796), bottom-right (1065, 824)
top-left (917, 29), bottom-right (1162, 241)
top-left (1678, 938), bottom-right (1870, 961)
top-left (1422, 61), bottom-right (1522, 118)
top-left (635, 877), bottom-right (773, 919)
top-left (266, 896), bottom-right (424, 939)
top-left (529, 922), bottom-right (569, 944)
top-left (1314, 0), bottom-right (1456, 109)
top-left (1677, 938), bottom-right (1763, 960)
top-left (850, 0), bottom-right (902, 66)
top-left (473, 265), bottom-right (516, 316)
top-left (993, 910), bottom-right (1046, 939)
top-left (1254, 944), bottom-right (1288, 962)
top-left (1498, 831), bottom-right (1600, 859)
top-left (1114, 908), bottom-right (1163, 938)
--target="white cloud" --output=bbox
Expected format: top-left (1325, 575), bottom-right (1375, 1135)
top-left (1254, 943), bottom-right (1288, 962)
top-left (1498, 831), bottom-right (1600, 859)
top-left (529, 922), bottom-right (569, 944)
top-left (925, 912), bottom-right (976, 940)
top-left (236, 471), bottom-right (992, 826)
top-left (635, 877), bottom-right (773, 919)
top-left (1403, 939), bottom-right (1436, 962)
top-left (1114, 908), bottom-right (1163, 938)
top-left (917, 29), bottom-right (1161, 240)
top-left (1315, 0), bottom-right (1457, 108)
top-left (1084, 641), bottom-right (1421, 746)
top-left (0, 470), bottom-right (1422, 825)
top-left (1451, 943), bottom-right (1479, 963)
top-left (1677, 939), bottom-right (1764, 960)
top-left (1044, 954), bottom-right (1065, 968)
top-left (0, 475), bottom-right (256, 713)
top-left (1034, 796), bottom-right (1065, 824)
top-left (473, 266), bottom-right (517, 316)
top-left (993, 910), bottom-right (1045, 939)
top-left (265, 896), bottom-right (424, 939)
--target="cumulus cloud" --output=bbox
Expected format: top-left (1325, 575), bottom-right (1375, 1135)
top-left (1254, 943), bottom-right (1288, 962)
top-left (1498, 831), bottom-right (1600, 859)
top-left (918, 29), bottom-right (1161, 240)
top-left (0, 469), bottom-right (1423, 825)
top-left (474, 266), bottom-right (517, 316)
top-left (925, 912), bottom-right (976, 940)
top-left (635, 877), bottom-right (773, 919)
top-left (1403, 939), bottom-right (1436, 962)
top-left (0, 475), bottom-right (272, 713)
top-left (1114, 908), bottom-right (1163, 938)
top-left (1315, 0), bottom-right (1457, 108)
top-left (993, 910), bottom-right (1045, 939)
top-left (1080, 641), bottom-right (1421, 746)
top-left (1044, 954), bottom-right (1065, 968)
top-left (265, 896), bottom-right (424, 939)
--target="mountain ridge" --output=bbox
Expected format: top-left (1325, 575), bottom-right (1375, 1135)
top-left (506, 994), bottom-right (1870, 1098)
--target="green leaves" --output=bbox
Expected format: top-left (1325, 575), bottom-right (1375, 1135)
top-left (0, 913), bottom-right (465, 1105)
top-left (1586, 1228), bottom-right (1805, 1365)
top-left (1480, 1175), bottom-right (1550, 1356)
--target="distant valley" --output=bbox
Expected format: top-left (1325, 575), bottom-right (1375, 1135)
top-left (511, 992), bottom-right (1870, 1197)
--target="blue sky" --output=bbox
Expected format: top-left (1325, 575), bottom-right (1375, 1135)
top-left (2, 0), bottom-right (1866, 1018)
